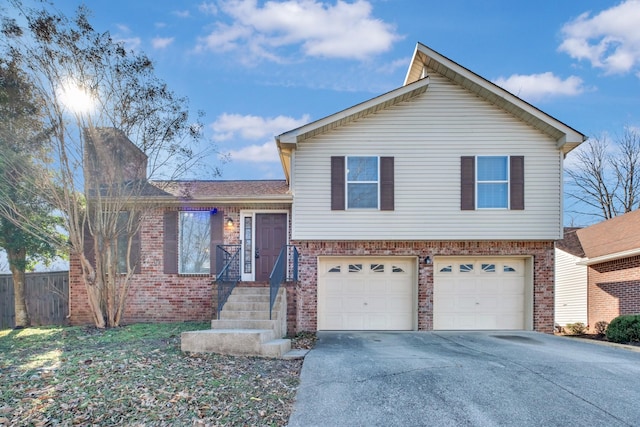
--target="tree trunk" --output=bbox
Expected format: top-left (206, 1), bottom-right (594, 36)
top-left (7, 248), bottom-right (29, 328)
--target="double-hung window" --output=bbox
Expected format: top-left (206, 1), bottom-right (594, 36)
top-left (476, 156), bottom-right (508, 209)
top-left (346, 156), bottom-right (379, 209)
top-left (179, 211), bottom-right (211, 274)
top-left (331, 156), bottom-right (394, 211)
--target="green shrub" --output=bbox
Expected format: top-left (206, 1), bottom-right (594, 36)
top-left (566, 322), bottom-right (587, 335)
top-left (606, 314), bottom-right (640, 343)
top-left (594, 320), bottom-right (608, 336)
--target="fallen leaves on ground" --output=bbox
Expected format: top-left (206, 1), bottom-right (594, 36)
top-left (0, 323), bottom-right (312, 426)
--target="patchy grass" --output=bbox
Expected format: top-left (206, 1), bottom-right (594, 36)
top-left (0, 322), bottom-right (304, 426)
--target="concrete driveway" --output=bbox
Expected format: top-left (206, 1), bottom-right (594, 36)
top-left (287, 332), bottom-right (640, 427)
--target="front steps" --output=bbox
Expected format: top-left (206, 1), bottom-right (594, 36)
top-left (181, 286), bottom-right (291, 358)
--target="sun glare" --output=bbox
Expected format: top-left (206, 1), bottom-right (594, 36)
top-left (57, 79), bottom-right (95, 115)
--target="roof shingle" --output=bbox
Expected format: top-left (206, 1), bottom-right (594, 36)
top-left (151, 180), bottom-right (290, 200)
top-left (556, 227), bottom-right (585, 258)
top-left (576, 210), bottom-right (640, 258)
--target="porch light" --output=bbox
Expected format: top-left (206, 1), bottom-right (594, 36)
top-left (226, 217), bottom-right (234, 227)
top-left (424, 256), bottom-right (432, 265)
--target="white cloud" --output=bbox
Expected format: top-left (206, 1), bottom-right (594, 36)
top-left (493, 72), bottom-right (585, 101)
top-left (376, 57), bottom-right (409, 75)
top-left (196, 0), bottom-right (401, 61)
top-left (116, 36), bottom-right (142, 52)
top-left (173, 9), bottom-right (191, 18)
top-left (152, 37), bottom-right (175, 49)
top-left (559, 0), bottom-right (640, 76)
top-left (211, 113), bottom-right (310, 142)
top-left (228, 142), bottom-right (280, 163)
top-left (198, 2), bottom-right (218, 15)
top-left (113, 24), bottom-right (141, 51)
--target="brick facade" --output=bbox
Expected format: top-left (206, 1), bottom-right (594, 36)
top-left (291, 240), bottom-right (555, 334)
top-left (69, 207), bottom-right (555, 334)
top-left (68, 205), bottom-right (282, 325)
top-left (587, 255), bottom-right (640, 329)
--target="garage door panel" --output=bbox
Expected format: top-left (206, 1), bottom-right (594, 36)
top-left (434, 257), bottom-right (526, 330)
top-left (318, 257), bottom-right (416, 331)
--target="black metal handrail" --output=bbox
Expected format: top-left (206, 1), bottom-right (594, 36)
top-left (269, 245), bottom-right (298, 320)
top-left (216, 244), bottom-right (241, 318)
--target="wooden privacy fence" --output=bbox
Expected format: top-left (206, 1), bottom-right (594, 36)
top-left (0, 271), bottom-right (69, 329)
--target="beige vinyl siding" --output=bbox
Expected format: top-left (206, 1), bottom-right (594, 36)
top-left (292, 70), bottom-right (563, 241)
top-left (554, 248), bottom-right (588, 326)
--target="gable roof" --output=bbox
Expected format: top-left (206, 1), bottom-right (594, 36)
top-left (276, 42), bottom-right (586, 183)
top-left (148, 180), bottom-right (291, 204)
top-left (276, 77), bottom-right (429, 181)
top-left (576, 209), bottom-right (640, 265)
top-left (556, 227), bottom-right (585, 258)
top-left (405, 43), bottom-right (586, 154)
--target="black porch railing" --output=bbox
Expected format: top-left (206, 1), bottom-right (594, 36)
top-left (269, 245), bottom-right (299, 320)
top-left (215, 244), bottom-right (241, 318)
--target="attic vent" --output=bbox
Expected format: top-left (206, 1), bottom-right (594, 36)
top-left (421, 66), bottom-right (428, 79)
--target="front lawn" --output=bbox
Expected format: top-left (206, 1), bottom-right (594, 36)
top-left (0, 322), bottom-right (303, 426)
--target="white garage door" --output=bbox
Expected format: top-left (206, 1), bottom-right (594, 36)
top-left (433, 258), bottom-right (526, 330)
top-left (318, 257), bottom-right (416, 331)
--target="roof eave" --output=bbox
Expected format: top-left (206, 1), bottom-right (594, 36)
top-left (112, 194), bottom-right (293, 205)
top-left (577, 247), bottom-right (640, 266)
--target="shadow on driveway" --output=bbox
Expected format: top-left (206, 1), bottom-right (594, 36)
top-left (288, 331), bottom-right (640, 427)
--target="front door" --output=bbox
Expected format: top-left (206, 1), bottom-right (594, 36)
top-left (255, 213), bottom-right (287, 282)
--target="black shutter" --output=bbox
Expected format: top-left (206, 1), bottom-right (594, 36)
top-left (331, 156), bottom-right (345, 210)
top-left (510, 156), bottom-right (525, 210)
top-left (380, 157), bottom-right (394, 211)
top-left (131, 214), bottom-right (141, 274)
top-left (461, 156), bottom-right (475, 210)
top-left (163, 211), bottom-right (178, 274)
top-left (210, 210), bottom-right (224, 276)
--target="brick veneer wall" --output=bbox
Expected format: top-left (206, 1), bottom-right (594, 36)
top-left (291, 240), bottom-right (555, 334)
top-left (68, 205), bottom-right (289, 325)
top-left (587, 255), bottom-right (640, 330)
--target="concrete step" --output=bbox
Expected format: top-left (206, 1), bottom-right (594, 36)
top-left (223, 301), bottom-right (270, 311)
top-left (180, 285), bottom-right (289, 358)
top-left (232, 287), bottom-right (270, 295)
top-left (226, 294), bottom-right (269, 303)
top-left (181, 329), bottom-right (275, 356)
top-left (260, 339), bottom-right (291, 358)
top-left (220, 310), bottom-right (271, 320)
top-left (211, 319), bottom-right (283, 338)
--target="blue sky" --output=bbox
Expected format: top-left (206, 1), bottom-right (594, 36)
top-left (49, 0), bottom-right (637, 188)
top-left (2, 0), bottom-right (639, 272)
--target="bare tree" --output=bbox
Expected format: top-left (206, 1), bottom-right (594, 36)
top-left (1, 4), bottom-right (219, 327)
top-left (566, 129), bottom-right (640, 222)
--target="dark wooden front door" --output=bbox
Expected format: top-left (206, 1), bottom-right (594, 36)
top-left (255, 213), bottom-right (287, 282)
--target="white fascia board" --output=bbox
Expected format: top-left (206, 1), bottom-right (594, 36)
top-left (577, 247), bottom-right (640, 266)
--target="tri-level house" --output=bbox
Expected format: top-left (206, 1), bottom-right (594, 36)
top-left (69, 43), bottom-right (586, 356)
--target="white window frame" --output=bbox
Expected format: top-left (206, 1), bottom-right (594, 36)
top-left (476, 155), bottom-right (510, 210)
top-left (345, 155), bottom-right (380, 210)
top-left (178, 210), bottom-right (211, 275)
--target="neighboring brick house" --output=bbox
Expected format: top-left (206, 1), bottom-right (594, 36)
top-left (69, 42), bottom-right (586, 334)
top-left (576, 210), bottom-right (640, 330)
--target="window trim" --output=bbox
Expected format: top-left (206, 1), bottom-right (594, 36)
top-left (345, 155), bottom-right (380, 210)
top-left (476, 155), bottom-right (510, 210)
top-left (178, 210), bottom-right (212, 275)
